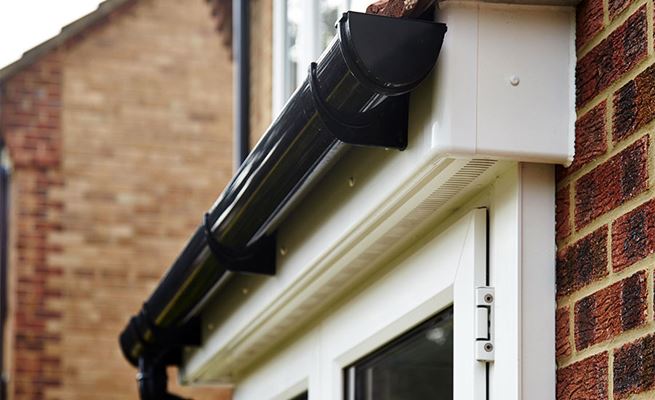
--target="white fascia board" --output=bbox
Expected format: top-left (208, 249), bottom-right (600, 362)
top-left (432, 1), bottom-right (575, 165)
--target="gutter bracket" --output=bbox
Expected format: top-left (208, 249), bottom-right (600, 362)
top-left (309, 62), bottom-right (409, 150)
top-left (203, 213), bottom-right (276, 276)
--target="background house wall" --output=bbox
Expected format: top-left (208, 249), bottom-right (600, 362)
top-left (249, 0), bottom-right (274, 147)
top-left (0, 0), bottom-right (234, 398)
top-left (556, 0), bottom-right (655, 398)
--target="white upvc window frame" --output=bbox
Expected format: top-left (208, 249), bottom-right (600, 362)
top-left (188, 164), bottom-right (556, 400)
top-left (327, 208), bottom-right (489, 400)
top-left (227, 206), bottom-right (489, 400)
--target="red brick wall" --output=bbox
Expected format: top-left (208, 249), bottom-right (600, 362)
top-left (556, 0), bottom-right (655, 397)
top-left (0, 51), bottom-right (65, 400)
top-left (0, 1), bottom-right (234, 399)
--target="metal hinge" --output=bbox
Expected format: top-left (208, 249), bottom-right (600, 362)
top-left (475, 286), bottom-right (495, 362)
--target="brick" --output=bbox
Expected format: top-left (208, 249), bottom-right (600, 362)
top-left (1, 54), bottom-right (62, 169)
top-left (609, 0), bottom-right (634, 19)
top-left (613, 334), bottom-right (655, 398)
top-left (557, 352), bottom-right (608, 400)
top-left (612, 199), bottom-right (655, 271)
top-left (614, 63), bottom-right (655, 142)
top-left (1, 0), bottom-right (236, 399)
top-left (556, 186), bottom-right (572, 243)
top-left (574, 136), bottom-right (649, 229)
top-left (366, 0), bottom-right (433, 17)
top-left (576, 0), bottom-right (605, 49)
top-left (559, 101), bottom-right (608, 181)
top-left (573, 101), bottom-right (608, 172)
top-left (556, 307), bottom-right (572, 361)
top-left (574, 271), bottom-right (647, 350)
top-left (557, 226), bottom-right (608, 297)
top-left (576, 6), bottom-right (648, 107)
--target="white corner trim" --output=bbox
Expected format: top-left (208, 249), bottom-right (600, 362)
top-left (432, 2), bottom-right (575, 165)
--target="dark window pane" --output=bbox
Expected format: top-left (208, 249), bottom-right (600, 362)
top-left (289, 391), bottom-right (308, 400)
top-left (345, 308), bottom-right (453, 400)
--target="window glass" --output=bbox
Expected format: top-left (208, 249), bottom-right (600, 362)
top-left (289, 391), bottom-right (308, 400)
top-left (348, 0), bottom-right (371, 12)
top-left (345, 308), bottom-right (454, 400)
top-left (285, 0), bottom-right (301, 98)
top-left (276, 0), bottom-right (356, 108)
top-left (320, 0), bottom-right (342, 50)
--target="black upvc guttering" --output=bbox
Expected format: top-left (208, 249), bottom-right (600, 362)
top-left (119, 11), bottom-right (446, 400)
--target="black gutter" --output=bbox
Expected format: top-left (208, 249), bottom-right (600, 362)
top-left (120, 11), bottom-right (446, 399)
top-left (233, 0), bottom-right (250, 167)
top-left (0, 140), bottom-right (9, 400)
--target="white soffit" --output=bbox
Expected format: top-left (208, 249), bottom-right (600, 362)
top-left (433, 0), bottom-right (576, 165)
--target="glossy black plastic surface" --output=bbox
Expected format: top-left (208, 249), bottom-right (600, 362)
top-left (119, 11), bottom-right (446, 369)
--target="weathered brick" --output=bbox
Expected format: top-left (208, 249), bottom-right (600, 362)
top-left (574, 271), bottom-right (647, 350)
top-left (1, 52), bottom-right (65, 398)
top-left (556, 186), bottom-right (572, 243)
top-left (614, 63), bottom-right (655, 142)
top-left (576, 6), bottom-right (647, 107)
top-left (609, 0), bottom-right (634, 20)
top-left (0, 1), bottom-right (236, 399)
top-left (613, 334), bottom-right (655, 398)
top-left (612, 199), bottom-right (655, 271)
top-left (557, 352), bottom-right (609, 399)
top-left (558, 102), bottom-right (608, 181)
top-left (574, 136), bottom-right (649, 229)
top-left (556, 307), bottom-right (572, 361)
top-left (1, 54), bottom-right (62, 169)
top-left (573, 101), bottom-right (608, 169)
top-left (576, 0), bottom-right (605, 49)
top-left (557, 226), bottom-right (608, 297)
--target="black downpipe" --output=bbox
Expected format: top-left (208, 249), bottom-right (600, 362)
top-left (120, 12), bottom-right (446, 399)
top-left (234, 0), bottom-right (250, 168)
top-left (0, 141), bottom-right (9, 400)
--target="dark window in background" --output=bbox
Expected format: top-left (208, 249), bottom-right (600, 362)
top-left (344, 308), bottom-right (454, 400)
top-left (289, 391), bottom-right (308, 400)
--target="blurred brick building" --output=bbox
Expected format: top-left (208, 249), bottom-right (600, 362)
top-left (0, 0), bottom-right (235, 398)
